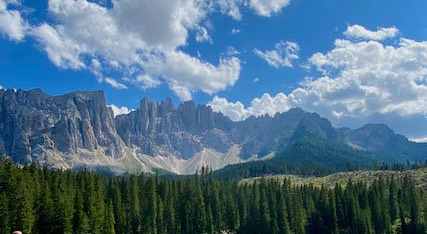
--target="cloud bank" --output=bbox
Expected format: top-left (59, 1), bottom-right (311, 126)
top-left (210, 25), bottom-right (427, 137)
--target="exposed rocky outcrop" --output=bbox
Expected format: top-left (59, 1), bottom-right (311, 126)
top-left (0, 88), bottom-right (425, 174)
top-left (0, 88), bottom-right (125, 165)
top-left (115, 97), bottom-right (233, 159)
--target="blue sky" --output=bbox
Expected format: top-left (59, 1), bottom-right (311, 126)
top-left (2, 0), bottom-right (427, 140)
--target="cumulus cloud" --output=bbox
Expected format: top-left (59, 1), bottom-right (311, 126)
top-left (306, 36), bottom-right (427, 118)
top-left (209, 93), bottom-right (291, 121)
top-left (344, 24), bottom-right (398, 41)
top-left (146, 50), bottom-right (240, 99)
top-left (0, 0), bottom-right (27, 41)
top-left (211, 25), bottom-right (427, 137)
top-left (247, 0), bottom-right (291, 17)
top-left (1, 0), bottom-right (295, 99)
top-left (209, 96), bottom-right (250, 121)
top-left (215, 0), bottom-right (292, 19)
top-left (111, 0), bottom-right (206, 50)
top-left (254, 41), bottom-right (299, 68)
top-left (108, 104), bottom-right (133, 116)
top-left (25, 0), bottom-right (242, 99)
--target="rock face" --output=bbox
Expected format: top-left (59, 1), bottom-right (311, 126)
top-left (115, 97), bottom-right (233, 159)
top-left (0, 88), bottom-right (425, 174)
top-left (0, 89), bottom-right (124, 165)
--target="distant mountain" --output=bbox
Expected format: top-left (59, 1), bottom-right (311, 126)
top-left (0, 88), bottom-right (426, 174)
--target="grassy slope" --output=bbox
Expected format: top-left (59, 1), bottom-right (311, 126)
top-left (241, 168), bottom-right (427, 190)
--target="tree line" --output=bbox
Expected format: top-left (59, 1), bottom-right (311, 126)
top-left (0, 159), bottom-right (426, 234)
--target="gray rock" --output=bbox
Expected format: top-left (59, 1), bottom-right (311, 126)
top-left (0, 89), bottom-right (125, 164)
top-left (1, 88), bottom-right (424, 172)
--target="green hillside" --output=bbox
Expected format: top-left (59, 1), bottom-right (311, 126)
top-left (242, 168), bottom-right (427, 190)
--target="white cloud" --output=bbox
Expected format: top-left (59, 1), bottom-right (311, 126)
top-left (216, 0), bottom-right (242, 20)
top-left (31, 24), bottom-right (85, 69)
top-left (168, 81), bottom-right (193, 101)
top-left (147, 50), bottom-right (240, 100)
top-left (344, 24), bottom-right (398, 41)
top-left (209, 93), bottom-right (291, 121)
top-left (306, 36), bottom-right (427, 118)
top-left (134, 74), bottom-right (161, 90)
top-left (214, 0), bottom-right (292, 19)
top-left (253, 77), bottom-right (259, 83)
top-left (108, 104), bottom-right (133, 116)
top-left (226, 46), bottom-right (240, 56)
top-left (211, 25), bottom-right (427, 138)
top-left (231, 28), bottom-right (240, 34)
top-left (0, 0), bottom-right (27, 41)
top-left (409, 136), bottom-right (427, 143)
top-left (0, 85), bottom-right (3, 89)
top-left (209, 96), bottom-right (250, 121)
top-left (195, 26), bottom-right (212, 43)
top-left (247, 0), bottom-right (291, 17)
top-left (26, 0), bottom-right (241, 100)
top-left (111, 0), bottom-right (206, 50)
top-left (254, 41), bottom-right (299, 68)
top-left (105, 77), bottom-right (128, 89)
top-left (4, 0), bottom-right (297, 100)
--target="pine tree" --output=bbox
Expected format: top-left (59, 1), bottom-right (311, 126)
top-left (37, 182), bottom-right (54, 234)
top-left (164, 181), bottom-right (177, 234)
top-left (156, 195), bottom-right (165, 234)
top-left (142, 177), bottom-right (157, 234)
top-left (259, 188), bottom-right (272, 233)
top-left (103, 200), bottom-right (116, 234)
top-left (109, 178), bottom-right (126, 233)
top-left (388, 177), bottom-right (399, 223)
top-left (0, 192), bottom-right (10, 234)
top-left (277, 188), bottom-right (291, 234)
top-left (222, 184), bottom-right (239, 232)
top-left (121, 175), bottom-right (140, 233)
top-left (73, 182), bottom-right (91, 234)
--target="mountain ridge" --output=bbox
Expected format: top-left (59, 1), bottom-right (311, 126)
top-left (0, 88), bottom-right (426, 174)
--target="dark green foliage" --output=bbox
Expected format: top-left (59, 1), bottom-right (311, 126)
top-left (0, 159), bottom-right (425, 233)
top-left (213, 135), bottom-right (376, 180)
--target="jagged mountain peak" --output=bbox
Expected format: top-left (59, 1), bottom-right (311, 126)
top-left (1, 88), bottom-right (426, 174)
top-left (0, 89), bottom-right (124, 164)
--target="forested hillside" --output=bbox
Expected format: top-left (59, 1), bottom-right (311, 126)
top-left (243, 168), bottom-right (427, 190)
top-left (0, 159), bottom-right (426, 234)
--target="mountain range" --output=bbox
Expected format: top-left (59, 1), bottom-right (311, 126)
top-left (0, 88), bottom-right (426, 174)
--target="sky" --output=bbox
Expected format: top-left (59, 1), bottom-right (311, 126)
top-left (2, 0), bottom-right (427, 140)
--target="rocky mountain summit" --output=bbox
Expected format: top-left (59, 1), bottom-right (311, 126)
top-left (0, 89), bottom-right (124, 165)
top-left (116, 97), bottom-right (233, 159)
top-left (0, 88), bottom-right (425, 174)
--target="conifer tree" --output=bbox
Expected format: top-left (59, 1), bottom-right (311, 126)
top-left (0, 192), bottom-right (10, 234)
top-left (103, 200), bottom-right (116, 234)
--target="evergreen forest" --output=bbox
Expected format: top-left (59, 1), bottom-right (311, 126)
top-left (0, 159), bottom-right (426, 234)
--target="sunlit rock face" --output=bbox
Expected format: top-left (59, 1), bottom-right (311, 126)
top-left (1, 88), bottom-right (425, 174)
